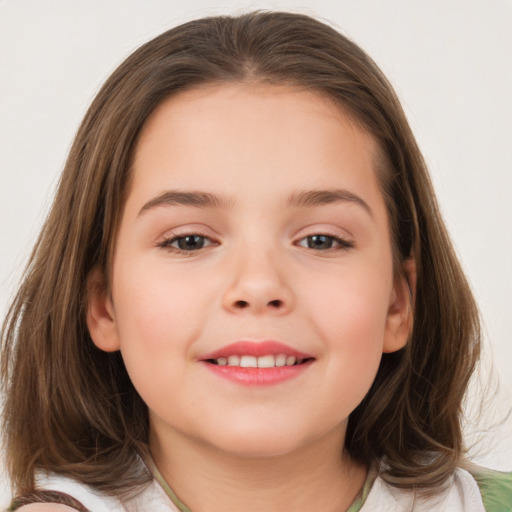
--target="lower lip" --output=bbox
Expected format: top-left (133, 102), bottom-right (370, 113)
top-left (202, 360), bottom-right (313, 386)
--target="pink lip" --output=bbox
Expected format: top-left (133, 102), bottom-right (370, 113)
top-left (199, 341), bottom-right (314, 387)
top-left (200, 340), bottom-right (312, 360)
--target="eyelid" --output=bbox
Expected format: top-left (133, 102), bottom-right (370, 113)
top-left (293, 224), bottom-right (354, 241)
top-left (157, 224), bottom-right (218, 240)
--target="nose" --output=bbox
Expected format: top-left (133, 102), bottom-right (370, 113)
top-left (221, 249), bottom-right (295, 315)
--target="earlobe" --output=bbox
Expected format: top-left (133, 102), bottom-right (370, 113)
top-left (86, 268), bottom-right (120, 352)
top-left (383, 257), bottom-right (416, 353)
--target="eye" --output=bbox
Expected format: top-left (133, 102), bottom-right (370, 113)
top-left (297, 234), bottom-right (353, 251)
top-left (159, 234), bottom-right (214, 252)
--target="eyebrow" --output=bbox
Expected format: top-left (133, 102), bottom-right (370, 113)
top-left (138, 191), bottom-right (233, 216)
top-left (138, 188), bottom-right (373, 217)
top-left (287, 189), bottom-right (373, 217)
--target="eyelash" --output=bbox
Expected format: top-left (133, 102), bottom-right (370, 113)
top-left (157, 232), bottom-right (354, 254)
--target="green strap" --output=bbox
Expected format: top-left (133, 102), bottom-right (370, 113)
top-left (346, 465), bottom-right (378, 512)
top-left (142, 454), bottom-right (192, 512)
top-left (471, 467), bottom-right (512, 512)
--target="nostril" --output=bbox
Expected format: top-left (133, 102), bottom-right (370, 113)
top-left (231, 299), bottom-right (284, 310)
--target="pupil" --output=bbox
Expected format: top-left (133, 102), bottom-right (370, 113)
top-left (308, 235), bottom-right (333, 250)
top-left (178, 235), bottom-right (204, 250)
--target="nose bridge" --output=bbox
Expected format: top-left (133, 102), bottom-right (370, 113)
top-left (222, 235), bottom-right (294, 314)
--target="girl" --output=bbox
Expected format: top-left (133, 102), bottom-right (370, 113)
top-left (1, 11), bottom-right (511, 512)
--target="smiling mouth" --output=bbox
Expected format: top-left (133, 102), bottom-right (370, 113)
top-left (205, 354), bottom-right (313, 368)
top-left (200, 341), bottom-right (315, 385)
top-left (201, 342), bottom-right (314, 385)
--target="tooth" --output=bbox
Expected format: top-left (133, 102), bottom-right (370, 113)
top-left (217, 357), bottom-right (227, 366)
top-left (228, 355), bottom-right (240, 366)
top-left (275, 354), bottom-right (287, 367)
top-left (257, 355), bottom-right (275, 368)
top-left (286, 356), bottom-right (296, 366)
top-left (240, 355), bottom-right (257, 368)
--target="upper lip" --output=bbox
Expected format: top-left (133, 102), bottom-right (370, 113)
top-left (199, 340), bottom-right (313, 361)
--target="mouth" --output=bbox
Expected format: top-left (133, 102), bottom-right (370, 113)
top-left (199, 341), bottom-right (314, 386)
top-left (205, 354), bottom-right (312, 368)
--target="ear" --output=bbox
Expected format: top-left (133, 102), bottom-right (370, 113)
top-left (86, 268), bottom-right (121, 352)
top-left (383, 257), bottom-right (416, 353)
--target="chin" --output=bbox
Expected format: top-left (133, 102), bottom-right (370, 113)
top-left (217, 440), bottom-right (304, 459)
top-left (201, 423), bottom-right (320, 459)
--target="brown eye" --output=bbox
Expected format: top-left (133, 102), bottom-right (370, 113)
top-left (177, 235), bottom-right (205, 250)
top-left (306, 235), bottom-right (335, 250)
top-left (161, 234), bottom-right (214, 252)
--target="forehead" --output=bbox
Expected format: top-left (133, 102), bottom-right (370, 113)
top-left (128, 83), bottom-right (383, 211)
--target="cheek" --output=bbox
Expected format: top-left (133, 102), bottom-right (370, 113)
top-left (306, 259), bottom-right (392, 335)
top-left (302, 262), bottom-right (392, 385)
top-left (110, 266), bottom-right (213, 395)
top-left (113, 263), bottom-right (210, 343)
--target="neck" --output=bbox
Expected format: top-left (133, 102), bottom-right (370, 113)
top-left (149, 426), bottom-right (367, 512)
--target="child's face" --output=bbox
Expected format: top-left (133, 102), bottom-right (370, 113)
top-left (88, 84), bottom-right (410, 459)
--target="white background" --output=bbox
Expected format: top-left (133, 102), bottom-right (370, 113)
top-left (1, 0), bottom-right (511, 505)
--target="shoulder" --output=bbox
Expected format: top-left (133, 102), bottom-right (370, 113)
top-left (362, 466), bottom-right (501, 511)
top-left (15, 506), bottom-right (78, 512)
top-left (469, 465), bottom-right (512, 512)
top-left (8, 475), bottom-right (122, 512)
top-left (34, 474), bottom-right (122, 512)
top-left (8, 472), bottom-right (180, 512)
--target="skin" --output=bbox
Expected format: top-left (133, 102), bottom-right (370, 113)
top-left (87, 83), bottom-right (412, 512)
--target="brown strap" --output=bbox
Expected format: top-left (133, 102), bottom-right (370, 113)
top-left (8, 490), bottom-right (91, 512)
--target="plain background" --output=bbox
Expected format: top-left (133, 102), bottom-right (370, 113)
top-left (1, 0), bottom-right (511, 504)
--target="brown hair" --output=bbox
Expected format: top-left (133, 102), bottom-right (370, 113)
top-left (1, 11), bottom-right (480, 497)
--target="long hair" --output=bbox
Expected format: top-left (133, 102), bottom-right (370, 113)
top-left (1, 11), bottom-right (480, 496)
